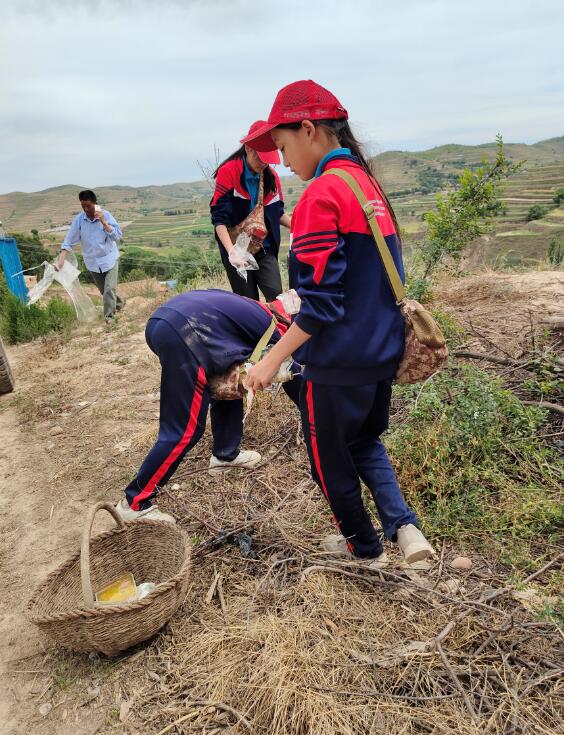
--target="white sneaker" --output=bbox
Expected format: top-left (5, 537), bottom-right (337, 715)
top-left (208, 449), bottom-right (261, 475)
top-left (397, 524), bottom-right (434, 564)
top-left (322, 534), bottom-right (389, 567)
top-left (367, 553), bottom-right (390, 570)
top-left (115, 498), bottom-right (176, 524)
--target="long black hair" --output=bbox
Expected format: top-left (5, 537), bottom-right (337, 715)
top-left (277, 120), bottom-right (402, 245)
top-left (213, 145), bottom-right (277, 195)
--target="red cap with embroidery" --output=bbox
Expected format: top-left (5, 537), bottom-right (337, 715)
top-left (241, 80), bottom-right (348, 152)
top-left (241, 121), bottom-right (281, 164)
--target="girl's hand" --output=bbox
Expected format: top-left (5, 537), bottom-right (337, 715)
top-left (245, 354), bottom-right (281, 391)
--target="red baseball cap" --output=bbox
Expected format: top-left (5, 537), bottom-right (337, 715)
top-left (241, 80), bottom-right (348, 152)
top-left (241, 121), bottom-right (281, 165)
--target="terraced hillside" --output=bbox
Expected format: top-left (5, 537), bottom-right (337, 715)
top-left (1, 136), bottom-right (562, 267)
top-left (0, 182), bottom-right (212, 237)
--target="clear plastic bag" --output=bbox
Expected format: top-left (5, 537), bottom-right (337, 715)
top-left (27, 253), bottom-right (98, 322)
top-left (229, 233), bottom-right (259, 282)
top-left (276, 288), bottom-right (301, 315)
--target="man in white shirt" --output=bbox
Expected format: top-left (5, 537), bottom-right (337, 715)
top-left (56, 189), bottom-right (124, 320)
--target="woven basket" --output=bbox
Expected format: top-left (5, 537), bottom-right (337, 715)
top-left (26, 502), bottom-right (191, 656)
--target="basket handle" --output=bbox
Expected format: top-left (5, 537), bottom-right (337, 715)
top-left (80, 502), bottom-right (125, 607)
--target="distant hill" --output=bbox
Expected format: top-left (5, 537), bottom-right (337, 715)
top-left (1, 136), bottom-right (563, 266)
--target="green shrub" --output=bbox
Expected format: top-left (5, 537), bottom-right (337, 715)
top-left (7, 231), bottom-right (51, 270)
top-left (406, 277), bottom-right (432, 303)
top-left (388, 365), bottom-right (562, 544)
top-left (430, 306), bottom-right (465, 347)
top-left (526, 204), bottom-right (549, 222)
top-left (548, 238), bottom-right (563, 267)
top-left (125, 267), bottom-right (150, 282)
top-left (0, 292), bottom-right (76, 344)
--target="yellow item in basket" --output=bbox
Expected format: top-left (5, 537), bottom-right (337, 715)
top-left (95, 573), bottom-right (137, 604)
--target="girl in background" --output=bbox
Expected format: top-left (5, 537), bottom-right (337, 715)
top-left (211, 121), bottom-right (291, 302)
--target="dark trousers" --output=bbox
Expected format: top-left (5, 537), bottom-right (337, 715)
top-left (220, 247), bottom-right (283, 302)
top-left (126, 318), bottom-right (244, 510)
top-left (300, 379), bottom-right (418, 558)
top-left (126, 319), bottom-right (303, 510)
top-left (90, 260), bottom-right (124, 319)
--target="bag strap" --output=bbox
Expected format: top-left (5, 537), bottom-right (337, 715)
top-left (249, 317), bottom-right (277, 364)
top-left (257, 170), bottom-right (264, 207)
top-left (322, 168), bottom-right (406, 304)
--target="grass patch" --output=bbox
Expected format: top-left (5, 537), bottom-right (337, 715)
top-left (388, 364), bottom-right (563, 569)
top-left (0, 288), bottom-right (76, 344)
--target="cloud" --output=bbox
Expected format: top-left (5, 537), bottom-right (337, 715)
top-left (1, 0), bottom-right (563, 192)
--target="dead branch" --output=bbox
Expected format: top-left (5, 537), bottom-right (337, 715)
top-left (436, 641), bottom-right (480, 725)
top-left (521, 400), bottom-right (564, 416)
top-left (156, 699), bottom-right (254, 735)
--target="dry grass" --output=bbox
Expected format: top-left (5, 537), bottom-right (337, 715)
top-left (4, 272), bottom-right (563, 735)
top-left (111, 437), bottom-right (563, 734)
top-left (98, 395), bottom-right (561, 735)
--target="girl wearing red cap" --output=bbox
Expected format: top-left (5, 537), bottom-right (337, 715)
top-left (245, 80), bottom-right (434, 567)
top-left (210, 121), bottom-right (291, 302)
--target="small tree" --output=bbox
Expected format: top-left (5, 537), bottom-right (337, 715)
top-left (410, 136), bottom-right (522, 297)
top-left (8, 231), bottom-right (51, 271)
top-left (526, 205), bottom-right (549, 222)
top-left (552, 188), bottom-right (564, 206)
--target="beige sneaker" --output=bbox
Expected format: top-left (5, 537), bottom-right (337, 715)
top-left (322, 533), bottom-right (353, 558)
top-left (397, 524), bottom-right (434, 564)
top-left (208, 449), bottom-right (261, 475)
top-left (322, 534), bottom-right (389, 567)
top-left (115, 497), bottom-right (176, 524)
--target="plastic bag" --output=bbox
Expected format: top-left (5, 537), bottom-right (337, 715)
top-left (229, 234), bottom-right (259, 282)
top-left (276, 288), bottom-right (301, 315)
top-left (27, 253), bottom-right (98, 322)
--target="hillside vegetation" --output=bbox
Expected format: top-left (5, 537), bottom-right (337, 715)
top-left (1, 136), bottom-right (563, 268)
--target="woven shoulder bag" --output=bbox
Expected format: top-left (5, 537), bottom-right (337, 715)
top-left (322, 169), bottom-right (448, 384)
top-left (228, 170), bottom-right (268, 255)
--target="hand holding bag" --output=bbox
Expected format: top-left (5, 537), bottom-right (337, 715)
top-left (228, 170), bottom-right (268, 256)
top-left (322, 169), bottom-right (448, 384)
top-left (207, 317), bottom-right (277, 400)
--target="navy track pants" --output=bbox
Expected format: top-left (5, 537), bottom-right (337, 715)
top-left (300, 379), bottom-right (417, 558)
top-left (126, 318), bottom-right (245, 510)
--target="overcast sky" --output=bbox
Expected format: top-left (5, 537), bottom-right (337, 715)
top-left (1, 0), bottom-right (562, 193)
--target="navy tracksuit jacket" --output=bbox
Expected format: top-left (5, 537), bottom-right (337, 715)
top-left (126, 289), bottom-right (300, 511)
top-left (290, 151), bottom-right (418, 557)
top-left (210, 157), bottom-right (284, 256)
top-left (210, 157), bottom-right (285, 301)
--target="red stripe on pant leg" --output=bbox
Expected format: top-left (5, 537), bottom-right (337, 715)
top-left (305, 380), bottom-right (330, 500)
top-left (131, 367), bottom-right (207, 510)
top-left (306, 381), bottom-right (351, 550)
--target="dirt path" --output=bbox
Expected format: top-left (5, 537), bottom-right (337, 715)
top-left (0, 297), bottom-right (160, 734)
top-left (0, 402), bottom-right (80, 732)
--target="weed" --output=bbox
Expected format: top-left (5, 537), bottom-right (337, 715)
top-left (388, 364), bottom-right (563, 568)
top-left (430, 306), bottom-right (465, 347)
top-left (538, 600), bottom-right (564, 626)
top-left (0, 292), bottom-right (76, 344)
top-left (51, 661), bottom-right (71, 693)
